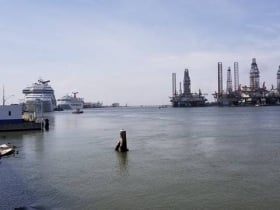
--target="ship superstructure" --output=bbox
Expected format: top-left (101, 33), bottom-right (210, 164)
top-left (57, 92), bottom-right (84, 110)
top-left (22, 79), bottom-right (56, 112)
top-left (170, 69), bottom-right (207, 107)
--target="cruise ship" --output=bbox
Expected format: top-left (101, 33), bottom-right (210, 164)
top-left (57, 92), bottom-right (84, 110)
top-left (22, 79), bottom-right (57, 112)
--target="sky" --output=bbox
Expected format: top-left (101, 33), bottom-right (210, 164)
top-left (1, 0), bottom-right (280, 105)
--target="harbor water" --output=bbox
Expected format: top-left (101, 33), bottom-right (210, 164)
top-left (1, 106), bottom-right (280, 209)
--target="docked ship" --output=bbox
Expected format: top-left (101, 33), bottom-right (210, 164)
top-left (22, 79), bottom-right (57, 112)
top-left (112, 102), bottom-right (120, 107)
top-left (57, 92), bottom-right (84, 110)
top-left (83, 101), bottom-right (103, 108)
top-left (170, 69), bottom-right (207, 107)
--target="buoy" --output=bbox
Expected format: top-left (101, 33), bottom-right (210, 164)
top-left (115, 129), bottom-right (129, 152)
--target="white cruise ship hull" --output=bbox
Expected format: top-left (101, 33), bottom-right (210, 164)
top-left (24, 100), bottom-right (54, 113)
top-left (22, 79), bottom-right (56, 113)
top-left (58, 103), bottom-right (83, 110)
top-left (57, 94), bottom-right (84, 110)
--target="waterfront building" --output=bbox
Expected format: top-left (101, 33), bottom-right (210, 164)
top-left (0, 104), bottom-right (42, 131)
top-left (0, 104), bottom-right (22, 124)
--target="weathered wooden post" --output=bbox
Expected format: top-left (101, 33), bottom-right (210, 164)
top-left (115, 129), bottom-right (129, 152)
top-left (44, 118), bottom-right (49, 131)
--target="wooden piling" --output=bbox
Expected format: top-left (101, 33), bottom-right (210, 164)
top-left (115, 129), bottom-right (129, 152)
top-left (44, 119), bottom-right (49, 131)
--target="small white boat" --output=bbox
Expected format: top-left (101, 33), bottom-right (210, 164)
top-left (0, 144), bottom-right (15, 156)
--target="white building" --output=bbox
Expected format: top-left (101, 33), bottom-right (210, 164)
top-left (0, 105), bottom-right (23, 123)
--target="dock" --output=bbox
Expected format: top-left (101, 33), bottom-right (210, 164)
top-left (1, 105), bottom-right (43, 132)
top-left (0, 121), bottom-right (42, 132)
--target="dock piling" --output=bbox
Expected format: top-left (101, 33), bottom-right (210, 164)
top-left (44, 119), bottom-right (49, 130)
top-left (115, 129), bottom-right (129, 152)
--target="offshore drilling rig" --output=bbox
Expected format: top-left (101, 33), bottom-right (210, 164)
top-left (170, 69), bottom-right (207, 107)
top-left (213, 58), bottom-right (280, 106)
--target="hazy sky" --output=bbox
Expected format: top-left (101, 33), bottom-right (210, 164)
top-left (1, 0), bottom-right (280, 105)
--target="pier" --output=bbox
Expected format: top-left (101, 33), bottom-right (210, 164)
top-left (0, 105), bottom-right (43, 132)
top-left (0, 121), bottom-right (42, 132)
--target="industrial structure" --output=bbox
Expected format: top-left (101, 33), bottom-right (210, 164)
top-left (277, 65), bottom-right (280, 91)
top-left (213, 58), bottom-right (280, 106)
top-left (170, 69), bottom-right (207, 107)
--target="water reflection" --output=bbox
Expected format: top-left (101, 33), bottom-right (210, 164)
top-left (0, 131), bottom-right (46, 159)
top-left (115, 152), bottom-right (129, 176)
top-left (0, 132), bottom-right (25, 152)
top-left (0, 132), bottom-right (24, 140)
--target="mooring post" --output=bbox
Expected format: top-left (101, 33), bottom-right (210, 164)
top-left (44, 118), bottom-right (49, 131)
top-left (115, 129), bottom-right (129, 152)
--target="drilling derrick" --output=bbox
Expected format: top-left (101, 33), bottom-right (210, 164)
top-left (277, 65), bottom-right (280, 92)
top-left (215, 62), bottom-right (241, 106)
top-left (250, 58), bottom-right (260, 91)
top-left (170, 68), bottom-right (207, 107)
top-left (214, 58), bottom-right (280, 106)
top-left (226, 67), bottom-right (233, 94)
top-left (183, 69), bottom-right (191, 96)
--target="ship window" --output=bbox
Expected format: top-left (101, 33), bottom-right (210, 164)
top-left (8, 111), bottom-right (11, 116)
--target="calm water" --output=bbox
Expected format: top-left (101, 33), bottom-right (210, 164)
top-left (1, 106), bottom-right (280, 210)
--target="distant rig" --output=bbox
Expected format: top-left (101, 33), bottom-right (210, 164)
top-left (170, 58), bottom-right (280, 107)
top-left (170, 69), bottom-right (207, 107)
top-left (213, 58), bottom-right (280, 106)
